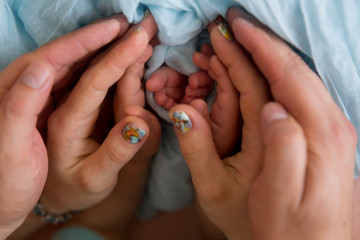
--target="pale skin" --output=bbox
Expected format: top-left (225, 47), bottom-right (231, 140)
top-left (145, 62), bottom-right (214, 110)
top-left (38, 8), bottom-right (359, 240)
top-left (59, 15), bottom-right (163, 238)
top-left (54, 23), bottom-right (241, 240)
top-left (23, 15), bottom-right (242, 240)
top-left (53, 21), bottom-right (242, 240)
top-left (1, 13), bottom-right (161, 240)
top-left (0, 15), bottom-right (133, 239)
top-left (170, 7), bottom-right (357, 240)
top-left (96, 9), bottom-right (360, 240)
top-left (4, 11), bottom-right (240, 239)
top-left (41, 13), bottom-right (158, 214)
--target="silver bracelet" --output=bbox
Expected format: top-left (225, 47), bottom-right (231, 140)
top-left (32, 202), bottom-right (77, 224)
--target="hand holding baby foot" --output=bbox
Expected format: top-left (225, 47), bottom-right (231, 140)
top-left (41, 15), bottom-right (158, 215)
top-left (69, 105), bottom-right (161, 239)
top-left (226, 8), bottom-right (356, 240)
top-left (170, 18), bottom-right (271, 240)
top-left (172, 10), bottom-right (356, 240)
top-left (114, 44), bottom-right (153, 121)
top-left (0, 14), bottom-right (137, 239)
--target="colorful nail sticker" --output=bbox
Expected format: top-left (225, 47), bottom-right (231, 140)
top-left (123, 123), bottom-right (146, 144)
top-left (218, 22), bottom-right (233, 40)
top-left (130, 26), bottom-right (144, 37)
top-left (143, 9), bottom-right (150, 19)
top-left (170, 111), bottom-right (192, 134)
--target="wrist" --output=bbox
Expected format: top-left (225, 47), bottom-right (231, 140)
top-left (0, 218), bottom-right (25, 240)
top-left (40, 185), bottom-right (80, 214)
top-left (6, 213), bottom-right (47, 240)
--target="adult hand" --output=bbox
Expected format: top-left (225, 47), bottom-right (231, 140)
top-left (0, 14), bottom-right (132, 239)
top-left (170, 16), bottom-right (271, 240)
top-left (226, 8), bottom-right (356, 240)
top-left (171, 7), bottom-right (356, 240)
top-left (41, 14), bottom-right (158, 214)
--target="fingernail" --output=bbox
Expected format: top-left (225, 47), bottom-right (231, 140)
top-left (233, 7), bottom-right (255, 21)
top-left (21, 63), bottom-right (50, 89)
top-left (262, 103), bottom-right (288, 127)
top-left (217, 21), bottom-right (233, 40)
top-left (122, 123), bottom-right (146, 144)
top-left (191, 100), bottom-right (208, 115)
top-left (143, 9), bottom-right (150, 19)
top-left (107, 13), bottom-right (126, 21)
top-left (230, 7), bottom-right (265, 29)
top-left (129, 26), bottom-right (144, 37)
top-left (170, 111), bottom-right (192, 134)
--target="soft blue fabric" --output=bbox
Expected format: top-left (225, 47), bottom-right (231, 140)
top-left (1, 0), bottom-right (360, 217)
top-left (52, 226), bottom-right (105, 240)
top-left (139, 120), bottom-right (194, 217)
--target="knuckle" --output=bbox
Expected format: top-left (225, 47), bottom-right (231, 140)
top-left (4, 96), bottom-right (30, 119)
top-left (76, 168), bottom-right (108, 194)
top-left (103, 57), bottom-right (126, 78)
top-left (329, 118), bottom-right (358, 151)
top-left (104, 141), bottom-right (132, 166)
top-left (271, 51), bottom-right (308, 87)
top-left (47, 111), bottom-right (61, 129)
top-left (181, 143), bottom-right (206, 162)
top-left (267, 121), bottom-right (304, 148)
top-left (198, 183), bottom-right (229, 205)
top-left (284, 51), bottom-right (308, 76)
top-left (85, 63), bottom-right (120, 94)
top-left (76, 171), bottom-right (99, 194)
top-left (47, 111), bottom-right (69, 139)
top-left (86, 72), bottom-right (108, 94)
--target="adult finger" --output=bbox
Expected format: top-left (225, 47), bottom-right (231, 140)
top-left (208, 21), bottom-right (269, 135)
top-left (50, 16), bottom-right (157, 151)
top-left (208, 21), bottom-right (270, 176)
top-left (207, 55), bottom-right (240, 157)
top-left (227, 8), bottom-right (339, 136)
top-left (75, 115), bottom-right (150, 194)
top-left (0, 61), bottom-right (53, 151)
top-left (169, 105), bottom-right (230, 202)
top-left (0, 15), bottom-right (129, 93)
top-left (65, 15), bottom-right (157, 120)
top-left (227, 7), bottom-right (357, 198)
top-left (124, 105), bottom-right (162, 160)
top-left (114, 45), bottom-right (153, 121)
top-left (251, 102), bottom-right (306, 211)
top-left (0, 64), bottom-right (51, 237)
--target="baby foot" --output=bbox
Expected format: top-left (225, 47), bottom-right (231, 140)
top-left (146, 65), bottom-right (187, 110)
top-left (146, 64), bottom-right (215, 110)
top-left (183, 44), bottom-right (215, 105)
top-left (182, 69), bottom-right (214, 104)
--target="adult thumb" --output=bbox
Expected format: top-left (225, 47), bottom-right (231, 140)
top-left (79, 116), bottom-right (150, 192)
top-left (169, 104), bottom-right (229, 199)
top-left (253, 102), bottom-right (307, 209)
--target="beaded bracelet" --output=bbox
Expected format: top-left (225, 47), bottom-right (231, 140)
top-left (32, 202), bottom-right (77, 224)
